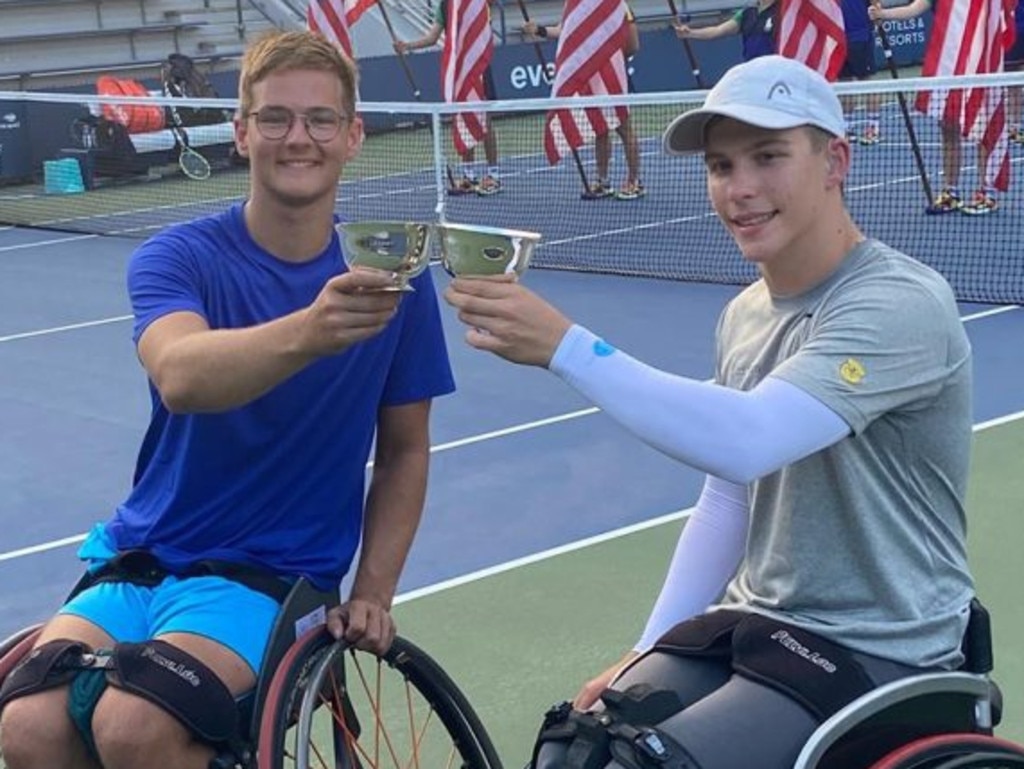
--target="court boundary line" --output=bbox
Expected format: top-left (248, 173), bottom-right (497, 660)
top-left (396, 408), bottom-right (1024, 605)
top-left (3, 409), bottom-right (1022, 573)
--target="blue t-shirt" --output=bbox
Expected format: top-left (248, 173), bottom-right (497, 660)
top-left (109, 204), bottom-right (455, 589)
top-left (840, 0), bottom-right (872, 44)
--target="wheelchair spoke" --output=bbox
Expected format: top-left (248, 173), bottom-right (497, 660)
top-left (404, 683), bottom-right (437, 769)
top-left (348, 650), bottom-right (407, 769)
top-left (259, 630), bottom-right (502, 769)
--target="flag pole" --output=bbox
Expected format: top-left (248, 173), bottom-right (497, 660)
top-left (871, 2), bottom-right (934, 205)
top-left (665, 0), bottom-right (707, 88)
top-left (376, 0), bottom-right (423, 99)
top-left (375, 0), bottom-right (459, 190)
top-left (514, 0), bottom-right (596, 197)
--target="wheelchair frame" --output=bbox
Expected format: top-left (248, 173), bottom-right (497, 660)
top-left (795, 598), bottom-right (1023, 769)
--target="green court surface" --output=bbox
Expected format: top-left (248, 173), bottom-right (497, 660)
top-left (391, 416), bottom-right (1024, 765)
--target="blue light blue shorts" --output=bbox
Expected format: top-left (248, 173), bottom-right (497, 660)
top-left (59, 526), bottom-right (280, 674)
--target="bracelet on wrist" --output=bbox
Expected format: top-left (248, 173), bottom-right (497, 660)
top-left (536, 25), bottom-right (548, 38)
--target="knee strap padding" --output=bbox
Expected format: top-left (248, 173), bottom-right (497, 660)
top-left (0, 639), bottom-right (92, 709)
top-left (105, 640), bottom-right (238, 744)
top-left (607, 725), bottom-right (701, 769)
top-left (529, 693), bottom-right (700, 769)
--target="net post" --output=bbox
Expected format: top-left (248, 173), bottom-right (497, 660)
top-left (432, 109), bottom-right (447, 221)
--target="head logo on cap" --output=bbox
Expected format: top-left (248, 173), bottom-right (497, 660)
top-left (662, 55), bottom-right (847, 155)
top-left (767, 81), bottom-right (792, 101)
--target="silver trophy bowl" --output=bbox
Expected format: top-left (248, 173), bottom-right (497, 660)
top-left (336, 221), bottom-right (433, 291)
top-left (435, 222), bottom-right (542, 278)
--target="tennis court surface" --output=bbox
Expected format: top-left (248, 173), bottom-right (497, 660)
top-left (1, 77), bottom-right (1023, 759)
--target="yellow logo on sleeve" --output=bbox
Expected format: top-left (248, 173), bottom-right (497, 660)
top-left (839, 358), bottom-right (866, 384)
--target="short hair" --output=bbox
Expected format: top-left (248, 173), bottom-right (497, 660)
top-left (239, 31), bottom-right (358, 118)
top-left (805, 125), bottom-right (834, 153)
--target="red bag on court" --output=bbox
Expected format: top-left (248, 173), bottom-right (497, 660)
top-left (96, 75), bottom-right (166, 134)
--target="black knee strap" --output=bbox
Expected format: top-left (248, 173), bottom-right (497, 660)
top-left (0, 639), bottom-right (95, 709)
top-left (530, 685), bottom-right (699, 769)
top-left (105, 640), bottom-right (239, 745)
top-left (655, 611), bottom-right (877, 722)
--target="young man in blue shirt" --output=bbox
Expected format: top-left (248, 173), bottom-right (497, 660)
top-left (0, 30), bottom-right (455, 769)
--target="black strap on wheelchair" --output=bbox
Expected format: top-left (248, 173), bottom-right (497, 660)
top-left (107, 640), bottom-right (239, 744)
top-left (0, 639), bottom-right (93, 707)
top-left (89, 549), bottom-right (292, 604)
top-left (654, 610), bottom-right (875, 723)
top-left (530, 684), bottom-right (698, 769)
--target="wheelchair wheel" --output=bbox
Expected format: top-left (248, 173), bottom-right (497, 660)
top-left (869, 733), bottom-right (1024, 768)
top-left (257, 628), bottom-right (502, 769)
top-left (0, 625), bottom-right (41, 681)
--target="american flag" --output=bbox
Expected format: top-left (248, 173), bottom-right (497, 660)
top-left (916, 0), bottom-right (1016, 191)
top-left (777, 0), bottom-right (847, 81)
top-left (307, 0), bottom-right (375, 57)
top-left (440, 0), bottom-right (494, 157)
top-left (543, 0), bottom-right (629, 165)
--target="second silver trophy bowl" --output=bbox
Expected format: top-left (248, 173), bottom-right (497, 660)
top-left (435, 222), bottom-right (542, 278)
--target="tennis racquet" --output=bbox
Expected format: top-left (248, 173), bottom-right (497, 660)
top-left (166, 102), bottom-right (211, 180)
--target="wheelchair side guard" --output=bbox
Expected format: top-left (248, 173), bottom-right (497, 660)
top-left (530, 683), bottom-right (701, 769)
top-left (106, 640), bottom-right (239, 745)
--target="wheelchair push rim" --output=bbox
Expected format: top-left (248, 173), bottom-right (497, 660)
top-left (257, 627), bottom-right (502, 769)
top-left (868, 732), bottom-right (1024, 769)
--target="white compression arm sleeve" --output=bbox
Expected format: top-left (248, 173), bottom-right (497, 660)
top-left (549, 325), bottom-right (850, 484)
top-left (636, 474), bottom-right (749, 650)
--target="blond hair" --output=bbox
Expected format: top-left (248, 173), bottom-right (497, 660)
top-left (238, 30), bottom-right (358, 118)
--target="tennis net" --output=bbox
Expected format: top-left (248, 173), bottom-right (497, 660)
top-left (1, 72), bottom-right (1022, 304)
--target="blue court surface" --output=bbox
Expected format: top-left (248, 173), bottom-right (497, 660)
top-left (2, 166), bottom-right (1023, 755)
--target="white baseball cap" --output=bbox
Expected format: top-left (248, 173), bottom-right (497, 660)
top-left (663, 55), bottom-right (845, 155)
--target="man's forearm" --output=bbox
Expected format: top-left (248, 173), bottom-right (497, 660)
top-left (350, 450), bottom-right (429, 608)
top-left (147, 311), bottom-right (316, 413)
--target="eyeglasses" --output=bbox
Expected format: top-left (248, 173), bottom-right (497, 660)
top-left (246, 106), bottom-right (351, 142)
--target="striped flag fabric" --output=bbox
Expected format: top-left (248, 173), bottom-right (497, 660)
top-left (307, 0), bottom-right (375, 58)
top-left (543, 0), bottom-right (629, 165)
top-left (916, 0), bottom-right (1017, 191)
top-left (778, 0), bottom-right (847, 81)
top-left (440, 0), bottom-right (494, 157)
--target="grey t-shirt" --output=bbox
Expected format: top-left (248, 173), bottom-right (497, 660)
top-left (715, 239), bottom-right (974, 669)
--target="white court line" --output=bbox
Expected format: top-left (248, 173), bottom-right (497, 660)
top-left (3, 408), bottom-right (1024, 579)
top-left (961, 305), bottom-right (1020, 322)
top-left (0, 234), bottom-right (98, 253)
top-left (396, 507), bottom-right (689, 605)
top-left (0, 316), bottom-right (132, 344)
top-left (398, 408), bottom-right (1024, 603)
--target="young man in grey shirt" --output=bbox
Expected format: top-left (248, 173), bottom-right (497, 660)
top-left (444, 55), bottom-right (973, 768)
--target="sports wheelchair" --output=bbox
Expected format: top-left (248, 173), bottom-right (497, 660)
top-left (534, 599), bottom-right (1023, 769)
top-left (0, 577), bottom-right (503, 769)
top-left (794, 599), bottom-right (1024, 769)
